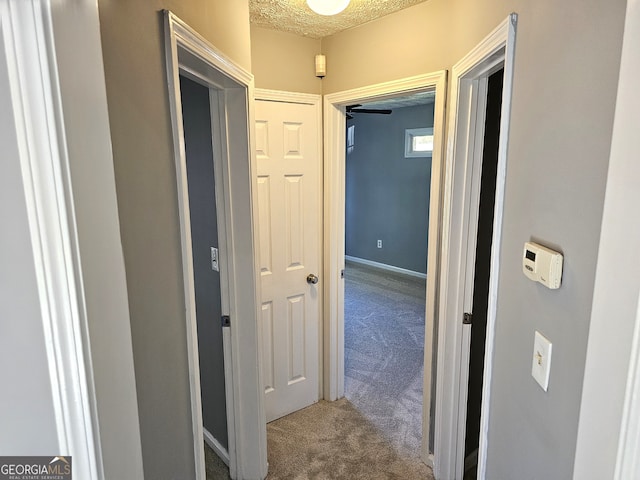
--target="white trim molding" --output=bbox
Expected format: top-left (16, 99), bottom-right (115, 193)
top-left (345, 255), bottom-right (427, 279)
top-left (203, 428), bottom-right (230, 467)
top-left (612, 0), bottom-right (640, 451)
top-left (616, 298), bottom-right (640, 480)
top-left (434, 14), bottom-right (517, 480)
top-left (0, 1), bottom-right (104, 478)
top-left (164, 11), bottom-right (267, 480)
top-left (324, 71), bottom-right (447, 465)
top-left (255, 88), bottom-right (321, 106)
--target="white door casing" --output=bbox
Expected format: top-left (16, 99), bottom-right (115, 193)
top-left (165, 12), bottom-right (268, 480)
top-left (323, 72), bottom-right (448, 466)
top-left (1, 1), bottom-right (102, 476)
top-left (255, 90), bottom-right (323, 422)
top-left (1, 0), bottom-right (145, 478)
top-left (434, 14), bottom-right (517, 480)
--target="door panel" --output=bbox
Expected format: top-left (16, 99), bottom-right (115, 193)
top-left (256, 177), bottom-right (273, 274)
top-left (255, 98), bottom-right (321, 422)
top-left (261, 302), bottom-right (275, 394)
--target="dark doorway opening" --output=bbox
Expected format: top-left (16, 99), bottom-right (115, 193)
top-left (180, 75), bottom-right (228, 454)
top-left (463, 67), bottom-right (504, 479)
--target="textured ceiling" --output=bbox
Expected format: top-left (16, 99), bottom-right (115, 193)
top-left (250, 0), bottom-right (428, 39)
top-left (360, 91), bottom-right (435, 109)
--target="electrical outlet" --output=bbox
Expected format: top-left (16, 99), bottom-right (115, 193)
top-left (531, 331), bottom-right (552, 391)
top-left (377, 239), bottom-right (382, 248)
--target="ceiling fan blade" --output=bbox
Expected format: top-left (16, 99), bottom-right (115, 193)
top-left (349, 108), bottom-right (392, 115)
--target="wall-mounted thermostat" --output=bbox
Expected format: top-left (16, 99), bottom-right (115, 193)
top-left (523, 242), bottom-right (563, 289)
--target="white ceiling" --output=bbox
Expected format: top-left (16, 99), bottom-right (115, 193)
top-left (359, 91), bottom-right (436, 109)
top-left (250, 0), bottom-right (428, 39)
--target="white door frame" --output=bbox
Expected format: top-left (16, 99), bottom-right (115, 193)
top-left (164, 11), bottom-right (267, 480)
top-left (2, 1), bottom-right (146, 478)
top-left (433, 14), bottom-right (517, 480)
top-left (254, 88), bottom-right (324, 406)
top-left (1, 1), bottom-right (102, 477)
top-left (323, 71), bottom-right (448, 465)
top-left (0, 0), bottom-right (148, 480)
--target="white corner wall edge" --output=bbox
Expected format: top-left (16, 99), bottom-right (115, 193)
top-left (573, 1), bottom-right (640, 478)
top-left (615, 299), bottom-right (640, 480)
top-left (1, 0), bottom-right (145, 478)
top-left (0, 3), bottom-right (100, 477)
top-left (47, 1), bottom-right (146, 478)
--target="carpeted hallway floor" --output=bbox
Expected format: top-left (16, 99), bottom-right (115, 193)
top-left (206, 400), bottom-right (432, 479)
top-left (206, 261), bottom-right (433, 479)
top-left (344, 261), bottom-right (427, 460)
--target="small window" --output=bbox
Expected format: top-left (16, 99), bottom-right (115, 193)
top-left (405, 127), bottom-right (433, 158)
top-left (347, 124), bottom-right (355, 154)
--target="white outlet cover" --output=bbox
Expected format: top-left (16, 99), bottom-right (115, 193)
top-left (532, 331), bottom-right (552, 391)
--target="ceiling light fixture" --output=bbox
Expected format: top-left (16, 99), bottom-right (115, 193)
top-left (306, 0), bottom-right (351, 16)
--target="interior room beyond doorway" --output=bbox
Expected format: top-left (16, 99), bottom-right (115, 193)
top-left (344, 95), bottom-right (435, 463)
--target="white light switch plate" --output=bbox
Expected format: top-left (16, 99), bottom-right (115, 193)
top-left (532, 331), bottom-right (552, 391)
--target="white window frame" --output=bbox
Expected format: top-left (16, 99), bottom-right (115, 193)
top-left (405, 127), bottom-right (433, 157)
top-left (347, 124), bottom-right (355, 153)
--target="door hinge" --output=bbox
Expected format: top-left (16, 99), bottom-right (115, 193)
top-left (221, 315), bottom-right (230, 327)
top-left (210, 247), bottom-right (219, 272)
top-left (341, 269), bottom-right (345, 279)
top-left (463, 312), bottom-right (473, 325)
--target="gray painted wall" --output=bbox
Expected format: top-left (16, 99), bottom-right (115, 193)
top-left (97, 1), bottom-right (251, 477)
top-left (180, 76), bottom-right (228, 449)
top-left (574, 2), bottom-right (640, 474)
top-left (322, 1), bottom-right (625, 473)
top-left (92, 0), bottom-right (628, 476)
top-left (345, 103), bottom-right (434, 274)
top-left (476, 1), bottom-right (627, 478)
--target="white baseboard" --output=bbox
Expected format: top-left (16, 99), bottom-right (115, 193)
top-left (465, 448), bottom-right (478, 473)
top-left (345, 255), bottom-right (427, 279)
top-left (203, 427), bottom-right (230, 466)
top-left (426, 453), bottom-right (434, 468)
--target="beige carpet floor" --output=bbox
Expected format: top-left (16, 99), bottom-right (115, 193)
top-left (265, 399), bottom-right (433, 479)
top-left (344, 262), bottom-right (427, 460)
top-left (205, 263), bottom-right (433, 479)
top-left (206, 399), bottom-right (433, 479)
top-left (205, 442), bottom-right (230, 479)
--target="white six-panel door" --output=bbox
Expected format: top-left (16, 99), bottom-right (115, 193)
top-left (254, 95), bottom-right (322, 422)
